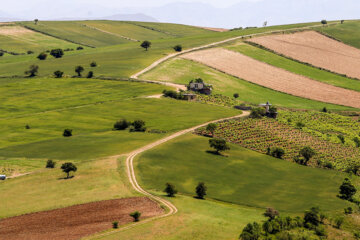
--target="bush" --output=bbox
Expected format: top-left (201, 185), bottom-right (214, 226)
top-left (87, 71), bottom-right (94, 78)
top-left (130, 211), bottom-right (141, 222)
top-left (46, 159), bottom-right (56, 168)
top-left (239, 222), bottom-right (261, 240)
top-left (0, 52), bottom-right (4, 57)
top-left (75, 66), bottom-right (84, 77)
top-left (270, 147), bottom-right (285, 159)
top-left (61, 162), bottom-right (77, 179)
top-left (27, 50), bottom-right (34, 55)
top-left (113, 119), bottom-right (130, 130)
top-left (131, 120), bottom-right (146, 132)
top-left (63, 129), bottom-right (73, 137)
top-left (299, 146), bottom-right (315, 165)
top-left (344, 206), bottom-right (353, 214)
top-left (334, 216), bottom-right (344, 229)
top-left (173, 45), bottom-right (182, 52)
top-left (206, 123), bottom-right (217, 136)
top-left (54, 70), bottom-right (64, 78)
top-left (323, 161), bottom-right (334, 169)
top-left (195, 182), bottom-right (207, 199)
top-left (321, 20), bottom-right (328, 25)
top-left (77, 46), bottom-right (84, 50)
top-left (315, 225), bottom-right (326, 236)
top-left (25, 124), bottom-right (31, 129)
top-left (296, 121), bottom-right (305, 129)
top-left (337, 134), bottom-right (345, 144)
top-left (322, 107), bottom-right (328, 113)
top-left (50, 48), bottom-right (64, 58)
top-left (112, 221), bottom-right (118, 229)
top-left (304, 207), bottom-right (321, 227)
top-left (209, 138), bottom-right (230, 154)
top-left (250, 107), bottom-right (266, 119)
top-left (164, 183), bottom-right (178, 197)
top-left (233, 93), bottom-right (239, 99)
top-left (37, 52), bottom-right (47, 60)
top-left (354, 137), bottom-right (360, 147)
top-left (25, 65), bottom-right (39, 77)
top-left (90, 61), bottom-right (97, 67)
top-left (263, 207), bottom-right (279, 220)
top-left (339, 178), bottom-right (357, 200)
top-left (162, 90), bottom-right (183, 100)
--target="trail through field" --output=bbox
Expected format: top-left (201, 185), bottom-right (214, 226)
top-left (88, 111), bottom-right (250, 239)
top-left (248, 31), bottom-right (360, 79)
top-left (181, 48), bottom-right (360, 109)
top-left (131, 23), bottom-right (339, 80)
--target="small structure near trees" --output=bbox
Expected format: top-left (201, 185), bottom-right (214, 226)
top-left (188, 78), bottom-right (212, 95)
top-left (259, 101), bottom-right (278, 118)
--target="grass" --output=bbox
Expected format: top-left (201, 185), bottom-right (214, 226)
top-left (0, 26), bottom-right (78, 54)
top-left (317, 20), bottom-right (360, 49)
top-left (225, 43), bottom-right (360, 92)
top-left (136, 134), bottom-right (356, 214)
top-left (0, 156), bottom-right (136, 218)
top-left (0, 157), bottom-right (46, 176)
top-left (89, 193), bottom-right (264, 240)
top-left (141, 58), bottom-right (355, 111)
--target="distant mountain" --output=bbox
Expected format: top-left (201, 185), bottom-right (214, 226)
top-left (102, 13), bottom-right (158, 22)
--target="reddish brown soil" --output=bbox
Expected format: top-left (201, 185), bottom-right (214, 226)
top-left (0, 197), bottom-right (164, 240)
top-left (182, 48), bottom-right (360, 109)
top-left (248, 31), bottom-right (360, 79)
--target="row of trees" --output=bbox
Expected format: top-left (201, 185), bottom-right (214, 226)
top-left (140, 40), bottom-right (182, 52)
top-left (164, 182), bottom-right (207, 199)
top-left (114, 119), bottom-right (147, 132)
top-left (46, 160), bottom-right (77, 179)
top-left (24, 64), bottom-right (96, 78)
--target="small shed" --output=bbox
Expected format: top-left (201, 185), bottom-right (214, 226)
top-left (0, 175), bottom-right (6, 180)
top-left (259, 101), bottom-right (272, 113)
top-left (183, 93), bottom-right (197, 101)
top-left (189, 82), bottom-right (212, 95)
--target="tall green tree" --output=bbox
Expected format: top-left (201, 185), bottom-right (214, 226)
top-left (141, 41), bottom-right (151, 51)
top-left (195, 182), bottom-right (207, 199)
top-left (61, 162), bottom-right (77, 179)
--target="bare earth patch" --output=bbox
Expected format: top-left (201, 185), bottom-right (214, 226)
top-left (200, 27), bottom-right (229, 32)
top-left (182, 48), bottom-right (360, 108)
top-left (248, 31), bottom-right (360, 79)
top-left (0, 26), bottom-right (33, 36)
top-left (0, 197), bottom-right (164, 240)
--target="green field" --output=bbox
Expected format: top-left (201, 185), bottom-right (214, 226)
top-left (226, 43), bottom-right (360, 92)
top-left (136, 134), bottom-right (355, 214)
top-left (317, 20), bottom-right (360, 49)
top-left (141, 58), bottom-right (355, 111)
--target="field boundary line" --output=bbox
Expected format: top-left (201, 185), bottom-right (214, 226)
top-left (80, 23), bottom-right (140, 42)
top-left (87, 111), bottom-right (250, 239)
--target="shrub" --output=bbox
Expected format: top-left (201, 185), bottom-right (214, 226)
top-left (315, 225), bottom-right (326, 236)
top-left (239, 222), bottom-right (261, 240)
top-left (344, 206), bottom-right (353, 214)
top-left (354, 137), bottom-right (360, 147)
top-left (322, 107), bottom-right (328, 113)
top-left (54, 70), bottom-right (64, 78)
top-left (90, 61), bottom-right (97, 67)
top-left (323, 161), bottom-right (334, 169)
top-left (25, 124), bottom-right (31, 129)
top-left (114, 119), bottom-right (130, 130)
top-left (354, 231), bottom-right (360, 239)
top-left (233, 93), bottom-right (239, 99)
top-left (63, 129), bottom-right (73, 137)
top-left (206, 123), bottom-right (217, 136)
top-left (304, 207), bottom-right (321, 227)
top-left (87, 71), bottom-right (94, 78)
top-left (296, 121), bottom-right (305, 129)
top-left (140, 40), bottom-right (151, 51)
top-left (250, 107), bottom-right (266, 119)
top-left (25, 65), bottom-right (39, 77)
top-left (77, 46), bottom-right (84, 50)
top-left (164, 183), bottom-right (178, 197)
top-left (337, 134), bottom-right (345, 144)
top-left (112, 221), bottom-right (118, 229)
top-left (50, 48), bottom-right (64, 58)
top-left (339, 178), bottom-right (357, 200)
top-left (61, 162), bottom-right (77, 179)
top-left (195, 182), bottom-right (207, 199)
top-left (0, 52), bottom-right (4, 57)
top-left (263, 207), bottom-right (279, 220)
top-left (27, 50), bottom-right (34, 55)
top-left (130, 211), bottom-right (141, 222)
top-left (131, 120), bottom-right (146, 132)
top-left (209, 138), bottom-right (230, 154)
top-left (46, 159), bottom-right (56, 168)
top-left (37, 52), bottom-right (47, 60)
top-left (173, 45), bottom-right (182, 52)
top-left (299, 146), bottom-right (315, 165)
top-left (321, 20), bottom-right (328, 25)
top-left (270, 147), bottom-right (285, 159)
top-left (334, 216), bottom-right (344, 229)
top-left (162, 90), bottom-right (183, 99)
top-left (75, 66), bottom-right (84, 77)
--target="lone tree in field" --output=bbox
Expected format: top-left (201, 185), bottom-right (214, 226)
top-left (61, 162), bottom-right (77, 179)
top-left (206, 123), bottom-right (217, 137)
top-left (130, 211), bottom-right (141, 222)
top-left (263, 207), bottom-right (279, 220)
top-left (233, 93), bottom-right (239, 99)
top-left (50, 48), bottom-right (64, 58)
top-left (114, 119), bottom-right (130, 130)
top-left (34, 19), bottom-right (38, 25)
top-left (164, 183), bottom-right (178, 197)
top-left (75, 66), bottom-right (84, 77)
top-left (321, 20), bottom-right (328, 26)
top-left (54, 70), bottom-right (64, 78)
top-left (141, 40), bottom-right (151, 51)
top-left (25, 65), bottom-right (39, 77)
top-left (63, 129), bottom-right (73, 137)
top-left (90, 61), bottom-right (97, 67)
top-left (339, 178), bottom-right (357, 200)
top-left (46, 159), bottom-right (56, 168)
top-left (87, 71), bottom-right (94, 78)
top-left (300, 146), bottom-right (316, 165)
top-left (37, 52), bottom-right (47, 60)
top-left (209, 138), bottom-right (230, 154)
top-left (195, 182), bottom-right (207, 199)
top-left (173, 45), bottom-right (182, 52)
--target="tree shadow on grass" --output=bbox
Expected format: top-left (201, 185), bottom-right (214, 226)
top-left (205, 150), bottom-right (228, 157)
top-left (58, 176), bottom-right (74, 180)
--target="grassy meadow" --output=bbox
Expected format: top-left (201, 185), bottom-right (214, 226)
top-left (141, 57), bottom-right (356, 111)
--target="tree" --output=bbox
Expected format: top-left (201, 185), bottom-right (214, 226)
top-left (322, 107), bottom-right (327, 113)
top-left (61, 162), bottom-right (77, 179)
top-left (63, 129), bottom-right (73, 137)
top-left (321, 20), bottom-right (328, 26)
top-left (334, 216), bottom-right (344, 229)
top-left (353, 137), bottom-right (360, 147)
top-left (300, 146), bottom-right (315, 165)
top-left (90, 61), bottom-right (97, 67)
top-left (34, 19), bottom-right (38, 25)
top-left (25, 65), bottom-right (39, 77)
top-left (27, 50), bottom-right (34, 55)
top-left (112, 221), bottom-right (118, 229)
top-left (131, 120), bottom-right (146, 132)
top-left (233, 93), bottom-right (239, 99)
top-left (46, 159), bottom-right (56, 168)
top-left (209, 138), bottom-right (230, 154)
top-left (0, 52), bottom-right (3, 57)
top-left (173, 45), bottom-right (182, 52)
top-left (337, 134), bottom-right (345, 144)
top-left (37, 52), bottom-right (47, 60)
top-left (195, 182), bottom-right (207, 199)
top-left (87, 71), bottom-right (94, 78)
top-left (130, 211), bottom-right (141, 222)
top-left (296, 122), bottom-right (305, 129)
top-left (206, 123), bottom-right (217, 136)
top-left (304, 207), bottom-right (321, 227)
top-left (77, 46), bottom-right (84, 50)
top-left (50, 48), bottom-right (64, 58)
top-left (263, 21), bottom-right (268, 27)
top-left (114, 119), bottom-right (130, 130)
top-left (270, 147), bottom-right (285, 159)
top-left (140, 40), bottom-right (151, 51)
top-left (250, 108), bottom-right (266, 119)
top-left (339, 178), bottom-right (357, 200)
top-left (164, 183), bottom-right (178, 197)
top-left (263, 207), bottom-right (279, 221)
top-left (75, 66), bottom-right (84, 77)
top-left (239, 222), bottom-right (261, 240)
top-left (54, 70), bottom-right (64, 78)
top-left (341, 20), bottom-right (345, 24)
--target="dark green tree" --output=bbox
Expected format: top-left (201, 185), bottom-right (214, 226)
top-left (250, 108), bottom-right (266, 119)
top-left (25, 65), bottom-right (39, 77)
top-left (141, 40), bottom-right (151, 51)
top-left (90, 61), bottom-right (97, 67)
top-left (114, 119), bottom-right (130, 130)
top-left (164, 183), bottom-right (178, 197)
top-left (46, 159), bottom-right (56, 168)
top-left (209, 138), bottom-right (230, 154)
top-left (50, 48), bottom-right (64, 58)
top-left (321, 20), bottom-right (328, 26)
top-left (34, 19), bottom-right (38, 25)
top-left (195, 182), bottom-right (207, 199)
top-left (304, 207), bottom-right (321, 227)
top-left (239, 222), bottom-right (261, 240)
top-left (300, 146), bottom-right (316, 165)
top-left (63, 129), bottom-right (73, 137)
top-left (206, 123), bottom-right (217, 136)
top-left (353, 137), bottom-right (360, 147)
top-left (338, 134), bottom-right (345, 144)
top-left (263, 207), bottom-right (279, 220)
top-left (173, 45), bottom-right (182, 52)
top-left (339, 178), bottom-right (357, 200)
top-left (54, 70), bottom-right (64, 78)
top-left (75, 66), bottom-right (84, 77)
top-left (233, 93), bottom-right (239, 99)
top-left (270, 147), bottom-right (285, 159)
top-left (130, 211), bottom-right (141, 222)
top-left (37, 52), bottom-right (47, 60)
top-left (61, 162), bottom-right (77, 179)
top-left (131, 120), bottom-right (146, 132)
top-left (87, 71), bottom-right (94, 78)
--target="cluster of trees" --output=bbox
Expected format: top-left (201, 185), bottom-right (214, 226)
top-left (113, 119), bottom-right (147, 132)
top-left (45, 159), bottom-right (77, 179)
top-left (249, 106), bottom-right (277, 119)
top-left (162, 90), bottom-right (185, 100)
top-left (293, 146), bottom-right (316, 166)
top-left (266, 147), bottom-right (285, 159)
top-left (164, 182), bottom-right (207, 199)
top-left (209, 138), bottom-right (230, 155)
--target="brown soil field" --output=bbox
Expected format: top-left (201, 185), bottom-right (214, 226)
top-left (0, 197), bottom-right (164, 240)
top-left (248, 31), bottom-right (360, 79)
top-left (182, 48), bottom-right (360, 109)
top-left (0, 26), bottom-right (33, 36)
top-left (201, 27), bottom-right (229, 32)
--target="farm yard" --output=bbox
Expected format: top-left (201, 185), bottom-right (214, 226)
top-left (1, 17), bottom-right (360, 240)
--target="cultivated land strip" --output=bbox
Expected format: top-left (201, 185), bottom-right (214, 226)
top-left (80, 23), bottom-right (140, 42)
top-left (88, 111), bottom-right (250, 239)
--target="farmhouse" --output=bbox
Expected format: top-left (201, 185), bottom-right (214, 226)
top-left (188, 82), bottom-right (212, 95)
